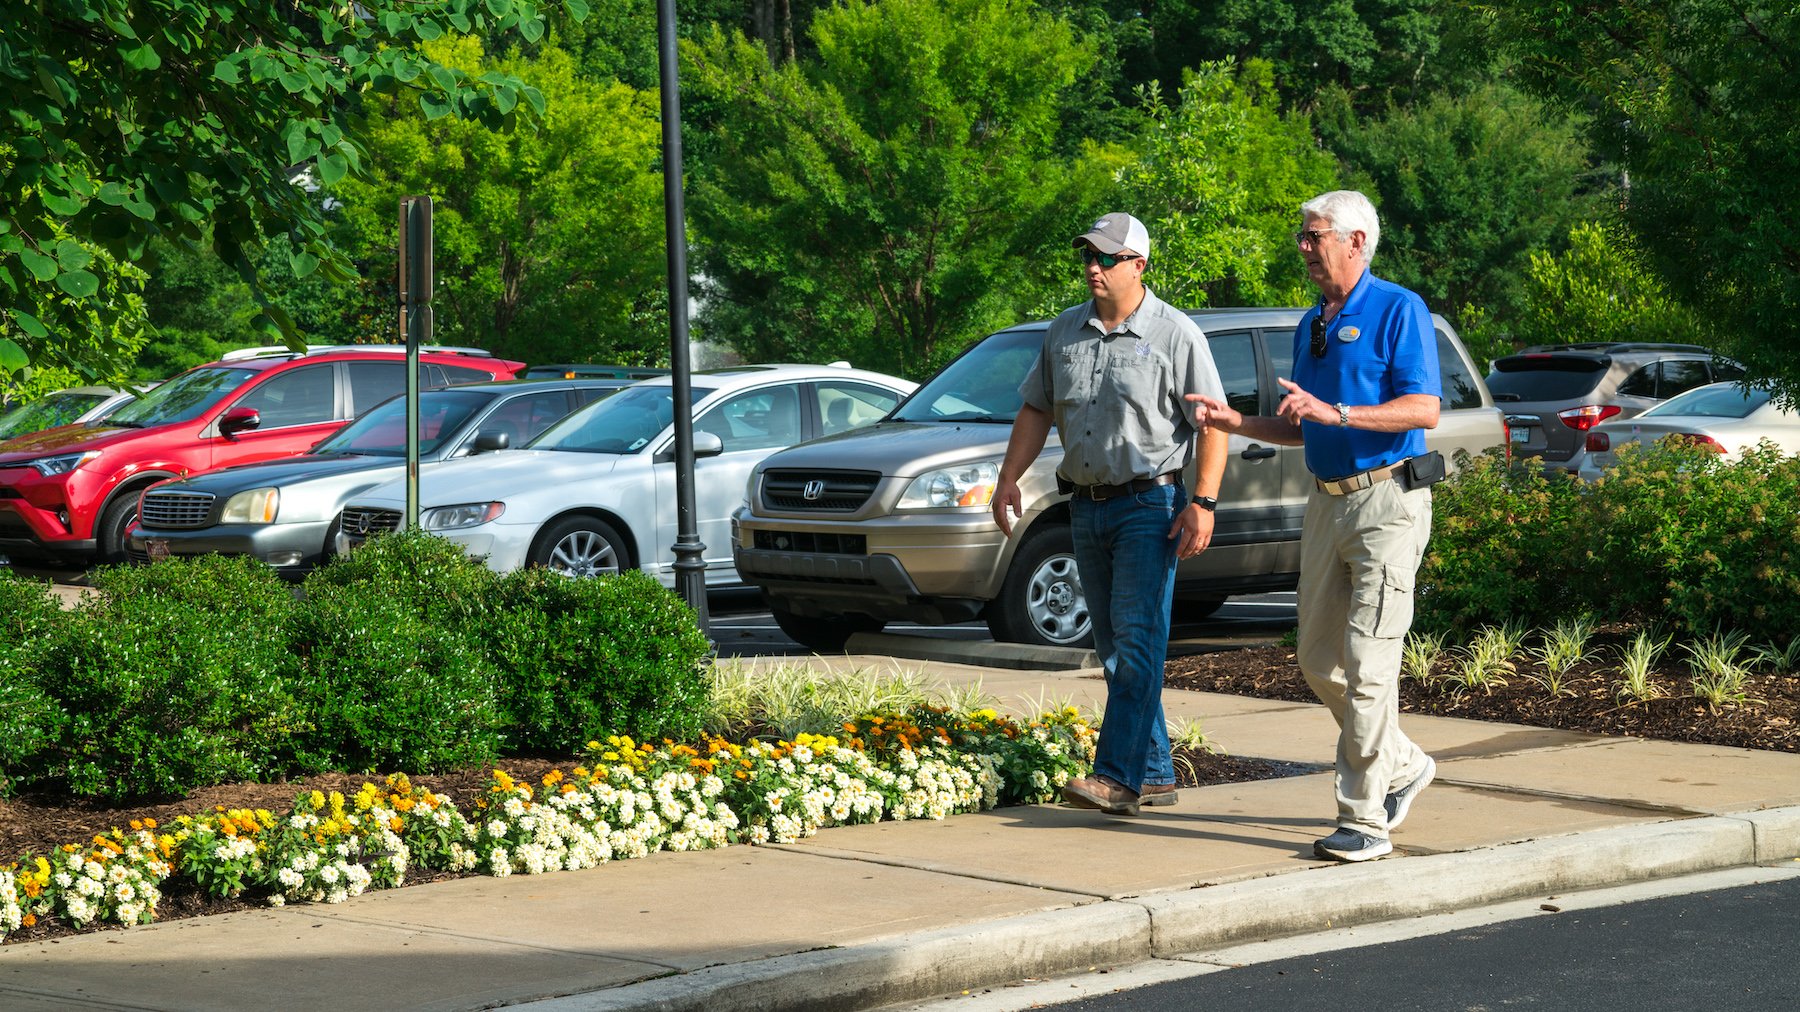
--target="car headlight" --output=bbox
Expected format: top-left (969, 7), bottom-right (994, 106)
top-left (27, 451), bottom-right (100, 476)
top-left (421, 502), bottom-right (505, 530)
top-left (220, 487), bottom-right (280, 524)
top-left (896, 460), bottom-right (999, 509)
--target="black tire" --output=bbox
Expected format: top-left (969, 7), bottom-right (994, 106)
top-left (985, 524), bottom-right (1093, 648)
top-left (1173, 595), bottom-right (1228, 621)
top-left (97, 493), bottom-right (141, 564)
top-left (770, 605), bottom-right (885, 653)
top-left (530, 516), bottom-right (630, 578)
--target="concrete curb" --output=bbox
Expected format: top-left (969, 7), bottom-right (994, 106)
top-left (526, 807), bottom-right (1800, 1012)
top-left (846, 632), bottom-right (1099, 671)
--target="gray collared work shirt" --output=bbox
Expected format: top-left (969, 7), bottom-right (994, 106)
top-left (1018, 288), bottom-right (1225, 486)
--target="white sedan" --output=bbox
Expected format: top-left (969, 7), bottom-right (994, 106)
top-left (1577, 381), bottom-right (1800, 481)
top-left (335, 363), bottom-right (914, 584)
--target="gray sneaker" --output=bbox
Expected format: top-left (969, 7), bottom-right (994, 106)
top-left (1314, 827), bottom-right (1393, 862)
top-left (1384, 756), bottom-right (1436, 830)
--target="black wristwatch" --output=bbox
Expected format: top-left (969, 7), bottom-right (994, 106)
top-left (1191, 495), bottom-right (1217, 512)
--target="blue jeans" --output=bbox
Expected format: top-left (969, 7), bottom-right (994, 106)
top-left (1070, 483), bottom-right (1180, 791)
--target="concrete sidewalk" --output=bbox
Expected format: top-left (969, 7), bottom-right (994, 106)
top-left (3, 654), bottom-right (1797, 1012)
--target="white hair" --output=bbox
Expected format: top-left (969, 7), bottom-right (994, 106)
top-left (1301, 190), bottom-right (1381, 265)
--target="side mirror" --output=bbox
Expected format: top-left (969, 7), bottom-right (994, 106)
top-left (472, 430), bottom-right (511, 453)
top-left (219, 407), bottom-right (261, 439)
top-left (693, 430), bottom-right (724, 458)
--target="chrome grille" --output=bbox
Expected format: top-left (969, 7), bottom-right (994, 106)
top-left (139, 490), bottom-right (215, 529)
top-left (761, 470), bottom-right (881, 511)
top-left (339, 506), bottom-right (403, 538)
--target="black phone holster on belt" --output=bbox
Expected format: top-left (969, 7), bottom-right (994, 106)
top-left (1401, 450), bottom-right (1446, 490)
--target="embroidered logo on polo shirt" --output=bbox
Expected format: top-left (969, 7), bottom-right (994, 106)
top-left (1134, 341), bottom-right (1151, 356)
top-left (1338, 326), bottom-right (1362, 342)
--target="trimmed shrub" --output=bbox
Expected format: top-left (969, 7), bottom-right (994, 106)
top-left (288, 582), bottom-right (504, 773)
top-left (32, 557), bottom-right (301, 799)
top-left (485, 567), bottom-right (712, 752)
top-left (300, 527), bottom-right (500, 625)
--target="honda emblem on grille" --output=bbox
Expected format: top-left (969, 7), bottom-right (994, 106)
top-left (802, 480), bottom-right (826, 501)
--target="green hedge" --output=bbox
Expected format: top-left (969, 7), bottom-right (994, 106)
top-left (0, 532), bottom-right (711, 799)
top-left (1421, 442), bottom-right (1800, 640)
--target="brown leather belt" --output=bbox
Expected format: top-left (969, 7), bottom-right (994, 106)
top-left (1067, 471), bottom-right (1180, 501)
top-left (1315, 460), bottom-right (1408, 496)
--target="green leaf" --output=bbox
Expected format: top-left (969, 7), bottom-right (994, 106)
top-left (419, 92), bottom-right (453, 120)
top-left (340, 45), bottom-right (366, 68)
top-left (449, 11), bottom-right (472, 32)
top-left (523, 85), bottom-right (546, 116)
top-left (279, 71), bottom-right (309, 95)
top-left (213, 58), bottom-right (240, 85)
top-left (11, 310), bottom-right (48, 339)
top-left (54, 240), bottom-right (92, 272)
top-left (318, 152), bottom-right (349, 186)
top-left (0, 337), bottom-right (28, 375)
top-left (486, 0), bottom-right (513, 18)
top-left (492, 84), bottom-right (518, 115)
top-left (428, 65), bottom-right (457, 92)
top-left (97, 181), bottom-right (128, 206)
top-left (416, 20), bottom-right (442, 41)
top-left (290, 249), bottom-right (321, 279)
top-left (284, 120), bottom-right (316, 165)
top-left (19, 249), bottom-right (57, 281)
top-left (55, 269), bottom-right (100, 298)
top-left (566, 0), bottom-right (590, 21)
top-left (119, 41), bottom-right (161, 72)
top-left (519, 18), bottom-right (544, 43)
top-left (41, 190), bottom-right (83, 215)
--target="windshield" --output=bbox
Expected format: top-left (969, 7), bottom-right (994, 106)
top-left (313, 389), bottom-right (494, 457)
top-left (530, 384), bottom-right (711, 453)
top-left (106, 367), bottom-right (251, 427)
top-left (1642, 384), bottom-right (1767, 419)
top-left (891, 328), bottom-right (1040, 423)
top-left (0, 392), bottom-right (108, 439)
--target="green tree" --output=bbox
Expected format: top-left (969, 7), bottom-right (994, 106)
top-left (1093, 61), bottom-right (1338, 314)
top-left (1511, 221), bottom-right (1711, 352)
top-left (684, 0), bottom-right (1114, 379)
top-left (0, 0), bottom-right (581, 384)
top-left (1487, 0), bottom-right (1799, 399)
top-left (332, 38), bottom-right (668, 366)
top-left (1318, 81), bottom-right (1599, 336)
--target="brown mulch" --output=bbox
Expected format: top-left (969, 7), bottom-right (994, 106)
top-left (1165, 642), bottom-right (1800, 754)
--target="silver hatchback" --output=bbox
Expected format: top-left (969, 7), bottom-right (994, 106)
top-left (732, 307), bottom-right (1506, 650)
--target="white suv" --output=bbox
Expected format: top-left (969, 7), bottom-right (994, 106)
top-left (731, 308), bottom-right (1506, 650)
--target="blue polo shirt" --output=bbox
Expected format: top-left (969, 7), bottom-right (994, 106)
top-left (1291, 270), bottom-right (1440, 481)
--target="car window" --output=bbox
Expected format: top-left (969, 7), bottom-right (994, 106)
top-left (107, 366), bottom-right (253, 428)
top-left (482, 390), bottom-right (574, 446)
top-left (0, 392), bottom-right (107, 438)
top-left (1207, 330), bottom-right (1260, 416)
top-left (1487, 359), bottom-right (1609, 401)
top-left (1642, 384), bottom-right (1766, 419)
top-left (1711, 359), bottom-right (1746, 383)
top-left (531, 383), bottom-right (712, 453)
top-left (1659, 359), bottom-right (1711, 399)
top-left (438, 363), bottom-right (498, 385)
top-left (234, 365), bottom-right (337, 427)
top-left (893, 328), bottom-right (1037, 422)
top-left (1614, 364), bottom-right (1658, 398)
top-left (697, 385), bottom-right (802, 451)
top-left (316, 390), bottom-right (494, 456)
top-left (816, 381), bottom-right (901, 435)
top-left (1435, 330), bottom-right (1485, 410)
top-left (347, 361), bottom-right (408, 415)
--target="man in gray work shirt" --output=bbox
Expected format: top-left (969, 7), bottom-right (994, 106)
top-left (993, 212), bottom-right (1229, 816)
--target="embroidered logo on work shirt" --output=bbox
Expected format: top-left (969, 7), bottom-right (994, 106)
top-left (1134, 341), bottom-right (1151, 357)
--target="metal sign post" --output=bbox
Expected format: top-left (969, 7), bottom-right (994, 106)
top-left (398, 196), bottom-right (433, 531)
top-left (656, 0), bottom-right (709, 634)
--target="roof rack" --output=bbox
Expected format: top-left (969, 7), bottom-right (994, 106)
top-left (220, 344), bottom-right (497, 362)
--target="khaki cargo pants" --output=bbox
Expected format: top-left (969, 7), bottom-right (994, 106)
top-left (1296, 479), bottom-right (1434, 838)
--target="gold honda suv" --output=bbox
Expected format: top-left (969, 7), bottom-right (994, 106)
top-left (731, 308), bottom-right (1505, 651)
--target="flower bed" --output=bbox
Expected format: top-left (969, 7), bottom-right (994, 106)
top-left (1, 705), bottom-right (1095, 941)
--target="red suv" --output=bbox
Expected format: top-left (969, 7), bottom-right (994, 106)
top-left (0, 345), bottom-right (523, 565)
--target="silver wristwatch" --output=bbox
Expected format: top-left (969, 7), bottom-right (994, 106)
top-left (1335, 402), bottom-right (1350, 427)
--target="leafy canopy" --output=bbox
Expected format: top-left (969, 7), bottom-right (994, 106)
top-left (0, 0), bottom-right (584, 382)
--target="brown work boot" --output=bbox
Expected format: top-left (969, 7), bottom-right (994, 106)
top-left (1139, 783), bottom-right (1179, 807)
top-left (1061, 775), bottom-right (1141, 816)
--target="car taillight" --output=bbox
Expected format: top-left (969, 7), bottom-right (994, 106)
top-left (1557, 404), bottom-right (1622, 431)
top-left (1586, 432), bottom-right (1610, 452)
top-left (1670, 433), bottom-right (1726, 453)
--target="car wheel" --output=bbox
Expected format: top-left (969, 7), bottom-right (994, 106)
top-left (98, 493), bottom-right (141, 564)
top-left (1173, 595), bottom-right (1227, 620)
top-left (986, 524), bottom-right (1093, 648)
top-left (531, 516), bottom-right (629, 578)
top-left (770, 605), bottom-right (885, 653)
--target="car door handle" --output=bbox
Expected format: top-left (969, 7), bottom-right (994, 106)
top-left (1240, 445), bottom-right (1278, 460)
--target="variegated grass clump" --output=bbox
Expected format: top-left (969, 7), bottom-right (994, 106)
top-left (1526, 614), bottom-right (1601, 698)
top-left (1613, 629), bottom-right (1672, 705)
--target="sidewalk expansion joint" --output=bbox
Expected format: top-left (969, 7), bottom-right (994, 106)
top-left (1435, 778), bottom-right (1712, 817)
top-left (779, 844), bottom-right (1113, 900)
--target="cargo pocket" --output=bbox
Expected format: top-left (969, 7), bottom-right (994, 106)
top-left (1373, 562), bottom-right (1416, 639)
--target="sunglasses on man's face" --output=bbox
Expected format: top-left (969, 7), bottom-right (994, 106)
top-left (1079, 247), bottom-right (1142, 270)
top-left (1310, 313), bottom-right (1329, 358)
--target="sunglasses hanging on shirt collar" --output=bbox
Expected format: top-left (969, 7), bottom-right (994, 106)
top-left (1310, 310), bottom-right (1329, 358)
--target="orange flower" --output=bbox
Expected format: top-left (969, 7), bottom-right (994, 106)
top-left (21, 914), bottom-right (35, 928)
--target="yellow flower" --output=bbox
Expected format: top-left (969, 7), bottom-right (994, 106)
top-left (310, 790), bottom-right (326, 809)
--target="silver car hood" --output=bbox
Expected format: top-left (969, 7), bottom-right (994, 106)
top-left (156, 454), bottom-right (394, 495)
top-left (752, 420), bottom-right (1063, 479)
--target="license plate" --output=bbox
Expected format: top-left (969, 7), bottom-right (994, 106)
top-left (144, 538), bottom-right (171, 561)
top-left (1509, 426), bottom-right (1530, 444)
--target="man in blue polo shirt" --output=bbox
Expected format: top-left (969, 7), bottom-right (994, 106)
top-left (1187, 190), bottom-right (1441, 862)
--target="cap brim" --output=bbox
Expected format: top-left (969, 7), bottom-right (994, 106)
top-left (1073, 231), bottom-right (1130, 255)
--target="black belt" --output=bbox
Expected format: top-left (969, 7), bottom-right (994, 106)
top-left (1065, 471), bottom-right (1179, 501)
